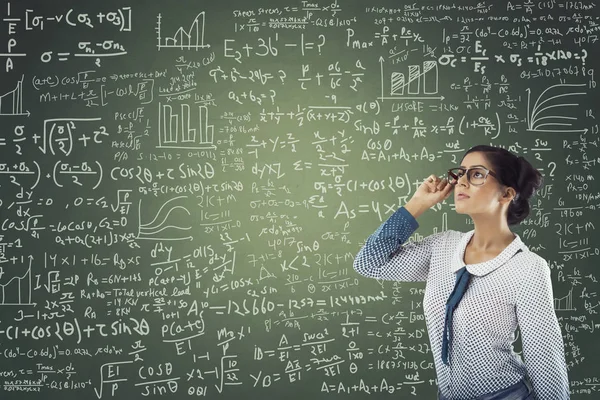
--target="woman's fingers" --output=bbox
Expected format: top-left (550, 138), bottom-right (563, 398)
top-left (435, 177), bottom-right (448, 191)
top-left (425, 175), bottom-right (453, 193)
top-left (426, 176), bottom-right (436, 192)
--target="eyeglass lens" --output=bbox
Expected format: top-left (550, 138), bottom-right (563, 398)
top-left (449, 168), bottom-right (487, 185)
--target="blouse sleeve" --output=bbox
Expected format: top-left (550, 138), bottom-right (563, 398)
top-left (515, 259), bottom-right (570, 400)
top-left (353, 206), bottom-right (448, 282)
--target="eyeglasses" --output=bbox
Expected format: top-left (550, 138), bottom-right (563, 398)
top-left (447, 167), bottom-right (499, 186)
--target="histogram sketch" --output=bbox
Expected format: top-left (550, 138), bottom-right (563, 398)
top-left (0, 74), bottom-right (28, 116)
top-left (156, 11), bottom-right (210, 50)
top-left (0, 255), bottom-right (33, 306)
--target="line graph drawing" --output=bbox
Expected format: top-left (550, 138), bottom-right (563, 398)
top-left (0, 255), bottom-right (33, 306)
top-left (137, 196), bottom-right (193, 241)
top-left (156, 11), bottom-right (210, 50)
top-left (526, 83), bottom-right (587, 133)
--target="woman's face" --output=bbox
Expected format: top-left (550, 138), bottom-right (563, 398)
top-left (454, 152), bottom-right (505, 214)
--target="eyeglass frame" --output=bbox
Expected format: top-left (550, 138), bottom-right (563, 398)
top-left (447, 166), bottom-right (499, 186)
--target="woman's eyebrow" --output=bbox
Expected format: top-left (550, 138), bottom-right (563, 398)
top-left (459, 164), bottom-right (487, 169)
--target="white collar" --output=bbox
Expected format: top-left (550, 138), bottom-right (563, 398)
top-left (451, 230), bottom-right (528, 277)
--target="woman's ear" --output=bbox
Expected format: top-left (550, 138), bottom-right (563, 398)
top-left (503, 187), bottom-right (517, 203)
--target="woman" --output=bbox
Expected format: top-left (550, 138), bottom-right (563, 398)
top-left (353, 145), bottom-right (570, 400)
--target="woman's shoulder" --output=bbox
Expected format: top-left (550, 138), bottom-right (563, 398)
top-left (423, 229), bottom-right (463, 252)
top-left (443, 229), bottom-right (469, 243)
top-left (512, 248), bottom-right (550, 278)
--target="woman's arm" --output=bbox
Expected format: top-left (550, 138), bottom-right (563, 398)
top-left (353, 205), bottom-right (448, 282)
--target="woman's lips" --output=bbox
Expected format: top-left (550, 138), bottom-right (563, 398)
top-left (457, 194), bottom-right (470, 200)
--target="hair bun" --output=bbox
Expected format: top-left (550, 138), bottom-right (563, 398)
top-left (516, 156), bottom-right (527, 189)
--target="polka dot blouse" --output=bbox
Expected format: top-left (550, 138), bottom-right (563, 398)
top-left (353, 206), bottom-right (570, 399)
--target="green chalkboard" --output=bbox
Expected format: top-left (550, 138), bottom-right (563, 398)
top-left (0, 0), bottom-right (597, 398)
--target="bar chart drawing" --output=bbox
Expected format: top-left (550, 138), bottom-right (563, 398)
top-left (0, 74), bottom-right (28, 116)
top-left (0, 255), bottom-right (33, 306)
top-left (157, 102), bottom-right (215, 149)
top-left (390, 61), bottom-right (439, 95)
top-left (378, 57), bottom-right (443, 101)
top-left (156, 11), bottom-right (210, 50)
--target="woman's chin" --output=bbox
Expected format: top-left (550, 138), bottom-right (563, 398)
top-left (454, 205), bottom-right (467, 214)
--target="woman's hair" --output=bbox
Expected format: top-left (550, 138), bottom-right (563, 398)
top-left (463, 145), bottom-right (544, 226)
